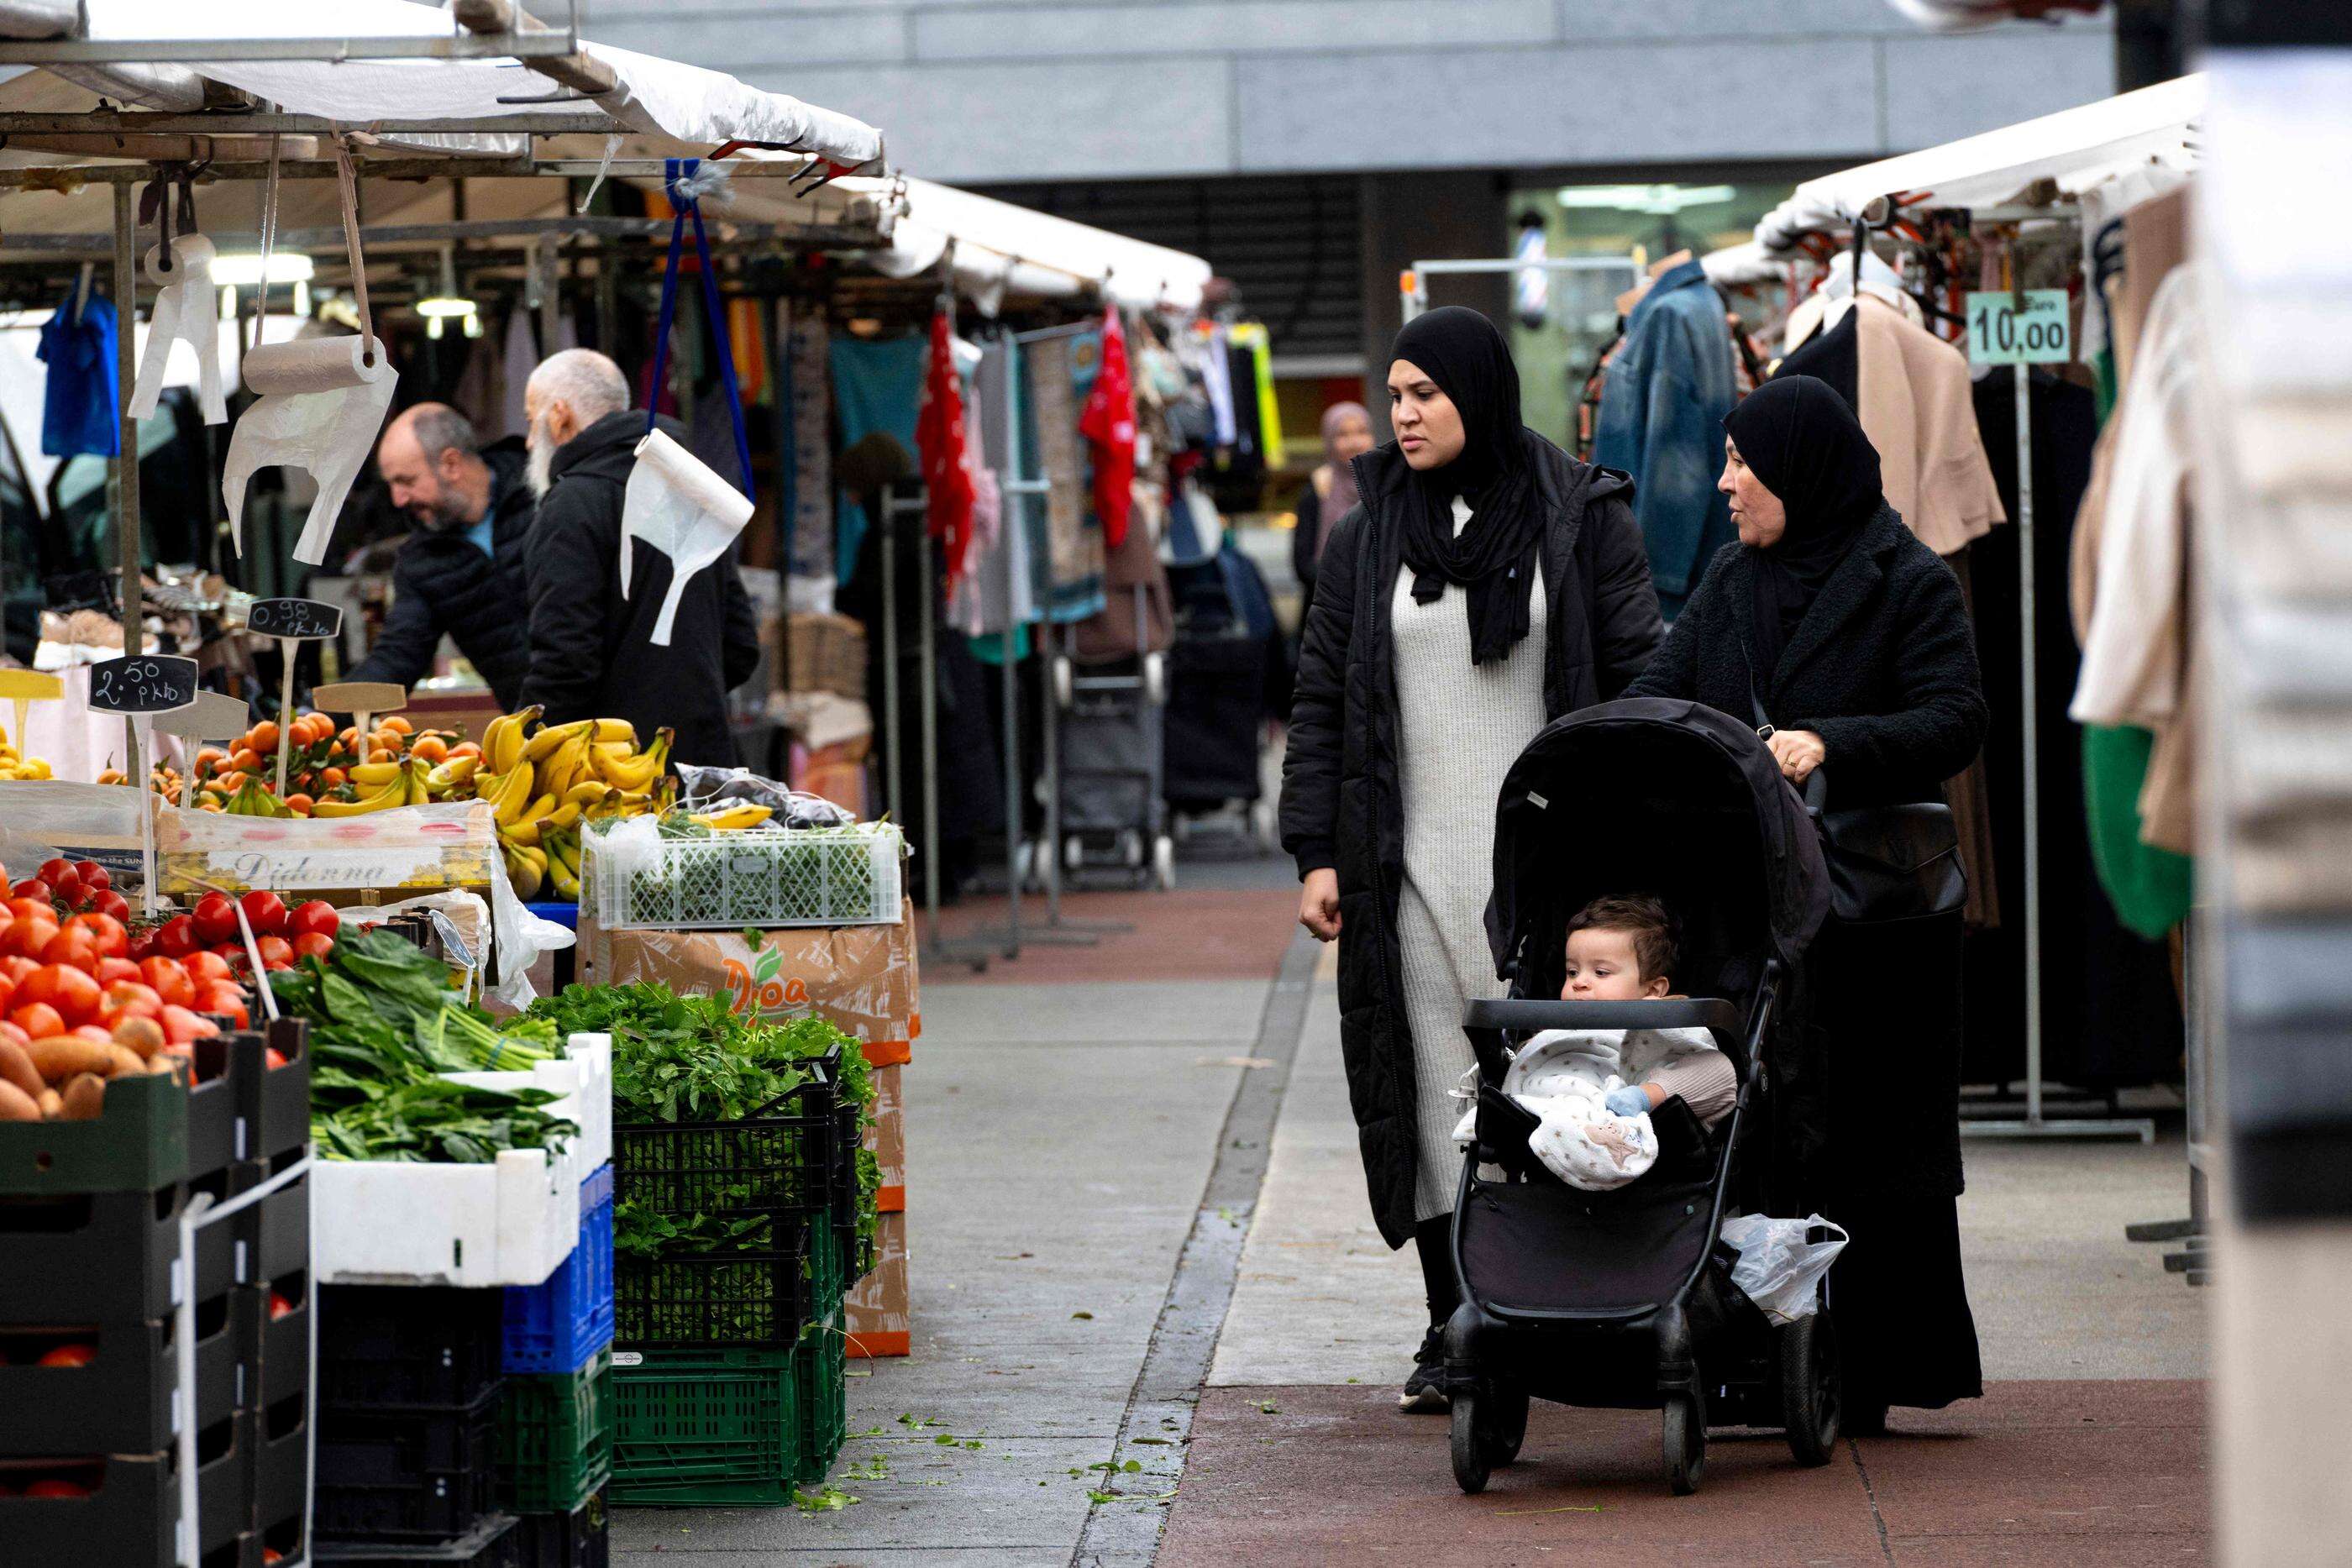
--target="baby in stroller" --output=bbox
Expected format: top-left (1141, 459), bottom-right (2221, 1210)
top-left (1457, 895), bottom-right (1735, 1191)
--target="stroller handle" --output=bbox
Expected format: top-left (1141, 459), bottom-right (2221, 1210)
top-left (1461, 998), bottom-right (1743, 1059)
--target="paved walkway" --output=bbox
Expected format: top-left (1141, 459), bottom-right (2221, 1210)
top-left (617, 870), bottom-right (2213, 1565)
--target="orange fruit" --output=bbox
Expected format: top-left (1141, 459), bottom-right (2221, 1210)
top-left (367, 747), bottom-right (396, 765)
top-left (284, 794), bottom-right (314, 815)
top-left (249, 721), bottom-right (279, 754)
top-left (213, 771), bottom-right (244, 793)
top-left (230, 747), bottom-right (263, 774)
top-left (319, 767), bottom-right (346, 788)
top-left (336, 726), bottom-right (358, 749)
top-left (195, 746), bottom-right (226, 769)
top-left (449, 741), bottom-right (482, 761)
top-left (381, 716), bottom-right (413, 736)
top-left (411, 736), bottom-right (449, 763)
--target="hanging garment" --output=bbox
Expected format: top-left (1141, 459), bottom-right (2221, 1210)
top-left (966, 335), bottom-right (1036, 654)
top-left (1966, 368), bottom-right (2181, 1089)
top-left (1590, 256), bottom-right (1737, 616)
top-left (1780, 250), bottom-right (1925, 355)
top-left (785, 307), bottom-right (834, 585)
top-left (497, 307), bottom-right (537, 440)
top-left (1228, 321), bottom-right (1284, 469)
top-left (1029, 333), bottom-right (1105, 622)
top-left (1778, 296), bottom-right (2006, 559)
top-left (728, 297), bottom-right (768, 405)
top-left (1197, 323), bottom-right (1237, 445)
top-left (1078, 307), bottom-right (1137, 549)
top-left (916, 308), bottom-right (977, 588)
top-left (38, 290), bottom-right (119, 459)
top-left (829, 333), bottom-right (926, 585)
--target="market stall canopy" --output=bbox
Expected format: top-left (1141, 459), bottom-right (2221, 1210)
top-left (836, 175), bottom-right (1212, 315)
top-left (1751, 73), bottom-right (2203, 253)
top-left (0, 0), bottom-right (884, 170)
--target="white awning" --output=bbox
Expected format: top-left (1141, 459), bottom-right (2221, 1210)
top-left (1752, 73), bottom-right (2203, 253)
top-left (2, 0), bottom-right (885, 170)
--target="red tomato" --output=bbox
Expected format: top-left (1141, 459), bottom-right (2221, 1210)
top-left (25, 964), bottom-right (102, 1027)
top-left (0, 903), bottom-right (9, 927)
top-left (93, 889), bottom-right (131, 925)
top-left (67, 913), bottom-right (128, 961)
top-left (125, 928), bottom-right (155, 962)
top-left (93, 957), bottom-right (140, 987)
top-left (292, 932), bottom-right (335, 962)
top-left (290, 900), bottom-right (340, 941)
top-left (156, 915), bottom-right (199, 959)
top-left (104, 981), bottom-right (164, 1018)
top-left (159, 1004), bottom-right (217, 1045)
top-left (24, 1479), bottom-right (91, 1498)
top-left (73, 861), bottom-right (109, 894)
top-left (38, 926), bottom-right (99, 975)
top-left (268, 1291), bottom-right (297, 1320)
top-left (34, 860), bottom-right (77, 899)
top-left (8, 879), bottom-right (50, 905)
top-left (239, 890), bottom-right (288, 938)
top-left (182, 951), bottom-right (232, 984)
top-left (140, 957), bottom-right (195, 1009)
top-left (0, 974), bottom-right (13, 1015)
top-left (9, 1003), bottom-right (63, 1040)
top-left (5, 897), bottom-right (51, 926)
top-left (193, 985), bottom-right (249, 1030)
top-left (192, 894), bottom-right (239, 947)
top-left (0, 920), bottom-right (53, 962)
top-left (256, 936), bottom-right (293, 969)
top-left (36, 1343), bottom-right (96, 1368)
top-left (265, 1046), bottom-right (289, 1068)
top-left (0, 957), bottom-right (35, 985)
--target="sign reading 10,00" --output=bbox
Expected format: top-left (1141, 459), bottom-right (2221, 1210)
top-left (1966, 289), bottom-right (2072, 367)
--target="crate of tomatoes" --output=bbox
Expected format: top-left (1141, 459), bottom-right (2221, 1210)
top-left (0, 859), bottom-right (318, 1194)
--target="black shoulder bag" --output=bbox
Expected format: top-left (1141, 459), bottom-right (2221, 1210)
top-left (1752, 685), bottom-right (1965, 925)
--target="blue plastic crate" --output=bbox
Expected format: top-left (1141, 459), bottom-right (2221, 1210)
top-left (503, 1165), bottom-right (616, 1375)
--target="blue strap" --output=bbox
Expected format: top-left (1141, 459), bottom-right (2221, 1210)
top-left (648, 157), bottom-right (755, 505)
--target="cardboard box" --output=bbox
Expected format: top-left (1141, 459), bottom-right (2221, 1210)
top-left (845, 1209), bottom-right (908, 1358)
top-left (576, 905), bottom-right (919, 1061)
top-left (869, 1063), bottom-right (904, 1212)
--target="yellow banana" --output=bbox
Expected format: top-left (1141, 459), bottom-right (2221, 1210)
top-left (501, 819), bottom-right (544, 849)
top-left (524, 719), bottom-right (595, 765)
top-left (542, 800), bottom-right (586, 832)
top-left (428, 755), bottom-right (481, 793)
top-left (517, 794), bottom-right (559, 827)
top-left (311, 779), bottom-right (407, 817)
top-left (547, 852), bottom-right (580, 901)
top-left (503, 844), bottom-right (543, 899)
top-left (486, 706), bottom-right (541, 775)
top-left (690, 803), bottom-right (773, 832)
top-left (593, 747), bottom-right (661, 792)
top-left (593, 718), bottom-right (636, 745)
top-left (488, 761), bottom-right (537, 826)
top-left (348, 761), bottom-right (404, 789)
top-left (565, 780), bottom-right (613, 807)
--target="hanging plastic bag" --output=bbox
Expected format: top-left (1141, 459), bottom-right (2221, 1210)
top-left (1719, 1213), bottom-right (1849, 1324)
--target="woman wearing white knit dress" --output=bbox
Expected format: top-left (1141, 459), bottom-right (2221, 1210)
top-left (1279, 307), bottom-right (1663, 1410)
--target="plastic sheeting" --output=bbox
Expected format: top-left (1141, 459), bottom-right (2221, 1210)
top-left (51, 0), bottom-right (885, 170)
top-left (849, 176), bottom-right (1211, 316)
top-left (1749, 74), bottom-right (2204, 254)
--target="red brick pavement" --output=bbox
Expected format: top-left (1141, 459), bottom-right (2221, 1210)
top-left (1157, 1381), bottom-right (2207, 1566)
top-left (928, 886), bottom-right (1300, 986)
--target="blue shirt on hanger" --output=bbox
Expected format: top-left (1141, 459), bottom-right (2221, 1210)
top-left (38, 289), bottom-right (120, 459)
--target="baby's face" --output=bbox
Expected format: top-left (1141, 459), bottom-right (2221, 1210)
top-left (1562, 927), bottom-right (1667, 1001)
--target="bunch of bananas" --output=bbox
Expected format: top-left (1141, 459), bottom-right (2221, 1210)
top-left (312, 757), bottom-right (434, 817)
top-left (689, 803), bottom-right (774, 832)
top-left (473, 709), bottom-right (675, 899)
top-left (1, 731), bottom-right (55, 780)
top-left (223, 776), bottom-right (295, 818)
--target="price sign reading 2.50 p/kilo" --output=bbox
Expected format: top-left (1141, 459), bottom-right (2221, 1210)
top-left (1966, 289), bottom-right (2072, 367)
top-left (86, 654), bottom-right (198, 716)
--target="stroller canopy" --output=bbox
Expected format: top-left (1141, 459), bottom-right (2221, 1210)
top-left (1485, 698), bottom-right (1830, 999)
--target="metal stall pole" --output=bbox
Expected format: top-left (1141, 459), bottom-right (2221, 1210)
top-left (879, 494), bottom-right (901, 826)
top-left (891, 490), bottom-right (990, 973)
top-left (1964, 353), bottom-right (2150, 1143)
top-left (2127, 913), bottom-right (2212, 1282)
top-left (113, 179), bottom-right (144, 786)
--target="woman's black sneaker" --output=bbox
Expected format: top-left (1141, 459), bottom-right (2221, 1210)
top-left (1399, 1325), bottom-right (1450, 1412)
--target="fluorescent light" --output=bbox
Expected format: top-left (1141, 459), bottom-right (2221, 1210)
top-left (208, 252), bottom-right (314, 287)
top-left (1553, 184), bottom-right (1739, 215)
top-left (416, 296), bottom-right (478, 318)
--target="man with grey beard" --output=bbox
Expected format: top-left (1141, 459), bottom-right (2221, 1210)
top-left (517, 349), bottom-right (761, 768)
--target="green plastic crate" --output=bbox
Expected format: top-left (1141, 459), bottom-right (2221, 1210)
top-left (497, 1348), bottom-right (615, 1513)
top-left (607, 1317), bottom-right (844, 1507)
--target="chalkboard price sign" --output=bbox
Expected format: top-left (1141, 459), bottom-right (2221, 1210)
top-left (248, 597), bottom-right (344, 641)
top-left (87, 654), bottom-right (198, 716)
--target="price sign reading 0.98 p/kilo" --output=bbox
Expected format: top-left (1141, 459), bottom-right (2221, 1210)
top-left (1966, 289), bottom-right (2073, 367)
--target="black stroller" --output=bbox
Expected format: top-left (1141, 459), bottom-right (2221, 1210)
top-left (1445, 697), bottom-right (1835, 1496)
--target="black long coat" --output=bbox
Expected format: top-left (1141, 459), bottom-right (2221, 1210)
top-left (1627, 502), bottom-right (1988, 1198)
top-left (1279, 437), bottom-right (1664, 1248)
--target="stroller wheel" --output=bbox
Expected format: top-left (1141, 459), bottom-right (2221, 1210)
top-left (1780, 1304), bottom-right (1840, 1466)
top-left (1485, 1382), bottom-right (1529, 1466)
top-left (1449, 1389), bottom-right (1491, 1495)
top-left (1663, 1392), bottom-right (1706, 1496)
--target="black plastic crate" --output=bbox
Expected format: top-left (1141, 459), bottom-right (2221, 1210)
top-left (511, 1490), bottom-right (608, 1568)
top-left (0, 1172), bottom-right (309, 1326)
top-left (316, 1511), bottom-right (518, 1565)
top-left (320, 1286), bottom-right (506, 1412)
top-left (255, 1388), bottom-right (311, 1539)
top-left (0, 1408), bottom-right (258, 1565)
top-left (317, 1394), bottom-right (501, 1544)
top-left (612, 1046), bottom-right (844, 1222)
top-left (0, 1286), bottom-right (255, 1457)
top-left (615, 1211), bottom-right (830, 1348)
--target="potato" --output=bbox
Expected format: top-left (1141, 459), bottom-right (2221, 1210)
top-left (110, 1016), bottom-right (166, 1061)
top-left (56, 1073), bottom-right (105, 1122)
top-left (26, 1037), bottom-right (113, 1086)
top-left (35, 1088), bottom-right (61, 1119)
top-left (0, 1079), bottom-right (37, 1123)
top-left (99, 1045), bottom-right (148, 1081)
top-left (0, 1039), bottom-right (40, 1101)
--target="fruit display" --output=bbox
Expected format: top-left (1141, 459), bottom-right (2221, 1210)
top-left (474, 709), bottom-right (675, 899)
top-left (178, 711), bottom-right (475, 816)
top-left (0, 723), bottom-right (51, 780)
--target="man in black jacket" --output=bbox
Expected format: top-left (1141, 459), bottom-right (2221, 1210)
top-left (517, 349), bottom-right (760, 768)
top-left (345, 404), bottom-right (535, 707)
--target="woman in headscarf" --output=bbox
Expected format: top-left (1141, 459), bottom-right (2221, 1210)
top-left (1290, 401), bottom-right (1374, 605)
top-left (1628, 372), bottom-right (1989, 1430)
top-left (1280, 307), bottom-right (1664, 1410)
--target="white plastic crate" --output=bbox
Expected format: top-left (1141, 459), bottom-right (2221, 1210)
top-left (312, 1146), bottom-right (578, 1287)
top-left (582, 823), bottom-right (902, 930)
top-left (441, 1031), bottom-right (613, 1191)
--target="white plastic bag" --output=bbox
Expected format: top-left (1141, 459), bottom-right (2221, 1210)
top-left (1719, 1213), bottom-right (1849, 1324)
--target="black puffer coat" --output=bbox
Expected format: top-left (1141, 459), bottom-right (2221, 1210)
top-left (1628, 502), bottom-right (1988, 1199)
top-left (345, 441), bottom-right (536, 709)
top-left (1279, 437), bottom-right (1663, 1247)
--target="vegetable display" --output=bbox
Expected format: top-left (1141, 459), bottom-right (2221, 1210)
top-left (269, 927), bottom-right (576, 1164)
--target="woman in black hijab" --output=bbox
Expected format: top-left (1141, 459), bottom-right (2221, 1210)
top-left (1281, 307), bottom-right (1665, 1410)
top-left (1630, 371), bottom-right (1990, 1430)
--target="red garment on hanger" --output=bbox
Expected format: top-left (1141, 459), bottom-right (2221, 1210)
top-left (917, 307), bottom-right (976, 585)
top-left (1078, 305), bottom-right (1137, 548)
